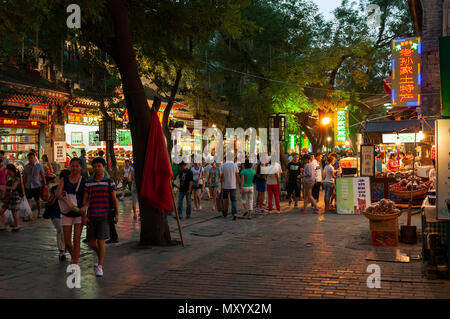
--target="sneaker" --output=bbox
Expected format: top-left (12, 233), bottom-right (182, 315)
top-left (106, 239), bottom-right (119, 244)
top-left (58, 253), bottom-right (66, 261)
top-left (199, 206), bottom-right (202, 210)
top-left (294, 202), bottom-right (298, 208)
top-left (288, 200), bottom-right (292, 206)
top-left (95, 265), bottom-right (104, 277)
top-left (186, 215), bottom-right (191, 219)
top-left (232, 215), bottom-right (237, 221)
top-left (119, 197), bottom-right (124, 201)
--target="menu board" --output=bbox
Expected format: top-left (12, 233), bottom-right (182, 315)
top-left (436, 119), bottom-right (450, 220)
top-left (336, 177), bottom-right (371, 214)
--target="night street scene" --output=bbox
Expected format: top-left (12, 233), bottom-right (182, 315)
top-left (1, 0), bottom-right (450, 311)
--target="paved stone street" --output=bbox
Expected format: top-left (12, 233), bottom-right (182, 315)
top-left (0, 190), bottom-right (449, 299)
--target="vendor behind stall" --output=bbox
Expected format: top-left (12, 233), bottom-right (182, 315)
top-left (387, 153), bottom-right (399, 172)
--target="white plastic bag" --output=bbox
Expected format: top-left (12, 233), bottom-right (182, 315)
top-left (4, 210), bottom-right (14, 225)
top-left (17, 197), bottom-right (33, 219)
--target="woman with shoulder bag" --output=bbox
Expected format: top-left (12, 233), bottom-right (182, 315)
top-left (56, 158), bottom-right (86, 265)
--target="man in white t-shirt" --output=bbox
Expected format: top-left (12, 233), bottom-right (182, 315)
top-left (220, 155), bottom-right (241, 220)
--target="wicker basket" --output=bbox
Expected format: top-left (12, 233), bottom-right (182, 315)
top-left (390, 188), bottom-right (428, 200)
top-left (363, 210), bottom-right (403, 221)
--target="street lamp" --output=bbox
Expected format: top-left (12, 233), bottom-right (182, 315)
top-left (327, 136), bottom-right (331, 142)
top-left (321, 116), bottom-right (331, 126)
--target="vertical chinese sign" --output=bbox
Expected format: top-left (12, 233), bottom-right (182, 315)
top-left (334, 107), bottom-right (348, 146)
top-left (392, 37), bottom-right (422, 107)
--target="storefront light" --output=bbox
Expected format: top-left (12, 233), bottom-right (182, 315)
top-left (417, 131), bottom-right (425, 142)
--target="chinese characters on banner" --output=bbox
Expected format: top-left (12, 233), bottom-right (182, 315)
top-left (360, 145), bottom-right (375, 177)
top-left (392, 37), bottom-right (421, 107)
top-left (334, 107), bottom-right (348, 145)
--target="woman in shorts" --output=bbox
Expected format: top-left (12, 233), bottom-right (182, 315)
top-left (0, 164), bottom-right (22, 231)
top-left (56, 158), bottom-right (85, 264)
top-left (207, 161), bottom-right (220, 211)
top-left (191, 162), bottom-right (204, 211)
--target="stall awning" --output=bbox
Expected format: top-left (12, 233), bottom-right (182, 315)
top-left (364, 119), bottom-right (422, 133)
top-left (364, 117), bottom-right (439, 133)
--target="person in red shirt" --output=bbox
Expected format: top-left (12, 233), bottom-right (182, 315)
top-left (387, 153), bottom-right (399, 172)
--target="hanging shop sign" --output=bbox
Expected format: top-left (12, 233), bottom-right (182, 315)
top-left (391, 37), bottom-right (422, 107)
top-left (360, 145), bottom-right (375, 177)
top-left (54, 141), bottom-right (67, 163)
top-left (436, 119), bottom-right (450, 220)
top-left (334, 107), bottom-right (348, 146)
top-left (382, 133), bottom-right (419, 144)
top-left (0, 118), bottom-right (39, 128)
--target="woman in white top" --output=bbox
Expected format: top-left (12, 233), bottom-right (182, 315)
top-left (323, 157), bottom-right (336, 212)
top-left (301, 154), bottom-right (319, 213)
top-left (191, 162), bottom-right (205, 211)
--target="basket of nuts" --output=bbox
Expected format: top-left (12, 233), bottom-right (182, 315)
top-left (363, 199), bottom-right (403, 221)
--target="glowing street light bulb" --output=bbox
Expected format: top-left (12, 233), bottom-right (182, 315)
top-left (322, 117), bottom-right (331, 126)
top-left (327, 137), bottom-right (331, 142)
top-left (344, 141), bottom-right (350, 146)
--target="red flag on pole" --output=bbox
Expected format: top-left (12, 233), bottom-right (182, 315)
top-left (140, 110), bottom-right (174, 213)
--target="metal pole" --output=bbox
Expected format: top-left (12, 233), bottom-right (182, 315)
top-left (170, 182), bottom-right (185, 247)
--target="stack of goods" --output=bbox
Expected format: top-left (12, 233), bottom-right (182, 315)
top-left (364, 199), bottom-right (402, 246)
top-left (390, 176), bottom-right (431, 200)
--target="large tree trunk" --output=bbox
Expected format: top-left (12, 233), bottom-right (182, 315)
top-left (105, 0), bottom-right (171, 246)
top-left (162, 68), bottom-right (182, 162)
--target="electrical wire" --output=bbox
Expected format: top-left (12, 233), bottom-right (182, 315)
top-left (198, 60), bottom-right (441, 98)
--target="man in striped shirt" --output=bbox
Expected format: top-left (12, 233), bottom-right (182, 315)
top-left (81, 157), bottom-right (119, 277)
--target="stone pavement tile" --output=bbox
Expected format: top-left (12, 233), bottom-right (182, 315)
top-left (1, 191), bottom-right (450, 299)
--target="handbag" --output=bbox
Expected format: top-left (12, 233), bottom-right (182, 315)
top-left (43, 202), bottom-right (54, 219)
top-left (41, 185), bottom-right (49, 201)
top-left (58, 177), bottom-right (82, 214)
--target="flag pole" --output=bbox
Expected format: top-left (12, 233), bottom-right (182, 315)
top-left (170, 181), bottom-right (185, 247)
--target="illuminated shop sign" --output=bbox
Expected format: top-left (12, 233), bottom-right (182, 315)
top-left (392, 37), bottom-right (421, 107)
top-left (334, 107), bottom-right (348, 145)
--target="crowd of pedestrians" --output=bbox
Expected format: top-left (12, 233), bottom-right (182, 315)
top-left (0, 147), bottom-right (344, 278)
top-left (173, 151), bottom-right (343, 221)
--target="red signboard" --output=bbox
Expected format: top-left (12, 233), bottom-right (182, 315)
top-left (391, 37), bottom-right (421, 107)
top-left (0, 118), bottom-right (40, 128)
